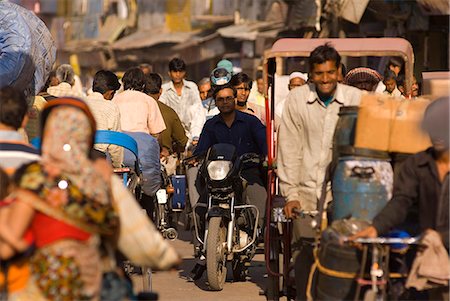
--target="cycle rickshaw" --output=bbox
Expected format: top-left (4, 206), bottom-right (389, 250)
top-left (262, 37), bottom-right (417, 300)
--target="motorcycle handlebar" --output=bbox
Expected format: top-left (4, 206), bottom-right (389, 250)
top-left (292, 208), bottom-right (319, 216)
top-left (345, 236), bottom-right (420, 245)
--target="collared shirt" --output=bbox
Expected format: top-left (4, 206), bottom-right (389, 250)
top-left (86, 92), bottom-right (123, 168)
top-left (157, 101), bottom-right (188, 153)
top-left (194, 110), bottom-right (267, 157)
top-left (384, 87), bottom-right (404, 98)
top-left (47, 82), bottom-right (85, 99)
top-left (0, 130), bottom-right (40, 174)
top-left (277, 83), bottom-right (362, 210)
top-left (373, 148), bottom-right (449, 249)
top-left (113, 90), bottom-right (166, 135)
top-left (160, 79), bottom-right (206, 142)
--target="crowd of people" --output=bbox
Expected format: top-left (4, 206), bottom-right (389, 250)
top-left (0, 42), bottom-right (448, 301)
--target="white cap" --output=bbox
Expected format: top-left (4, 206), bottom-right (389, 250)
top-left (289, 72), bottom-right (308, 82)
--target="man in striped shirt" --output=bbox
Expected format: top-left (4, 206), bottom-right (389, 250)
top-left (0, 87), bottom-right (40, 174)
top-left (0, 87), bottom-right (39, 296)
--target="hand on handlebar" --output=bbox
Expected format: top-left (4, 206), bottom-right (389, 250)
top-left (349, 226), bottom-right (378, 241)
top-left (283, 200), bottom-right (301, 219)
top-left (348, 226), bottom-right (379, 248)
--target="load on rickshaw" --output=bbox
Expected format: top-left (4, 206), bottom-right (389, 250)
top-left (262, 38), bottom-right (447, 301)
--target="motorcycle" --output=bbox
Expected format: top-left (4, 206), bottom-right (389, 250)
top-left (192, 143), bottom-right (261, 290)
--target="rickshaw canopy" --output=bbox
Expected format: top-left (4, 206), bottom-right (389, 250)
top-left (263, 37), bottom-right (414, 94)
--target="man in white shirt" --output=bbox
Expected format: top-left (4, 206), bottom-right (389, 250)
top-left (278, 43), bottom-right (362, 300)
top-left (86, 70), bottom-right (123, 168)
top-left (275, 71), bottom-right (308, 120)
top-left (160, 58), bottom-right (205, 146)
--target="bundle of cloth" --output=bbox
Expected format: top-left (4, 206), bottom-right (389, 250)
top-left (0, 1), bottom-right (56, 97)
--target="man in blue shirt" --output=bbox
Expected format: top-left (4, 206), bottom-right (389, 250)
top-left (194, 86), bottom-right (267, 157)
top-left (194, 83), bottom-right (267, 228)
top-left (189, 83), bottom-right (267, 280)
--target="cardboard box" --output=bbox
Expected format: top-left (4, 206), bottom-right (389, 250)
top-left (354, 94), bottom-right (397, 152)
top-left (389, 99), bottom-right (432, 153)
top-left (422, 72), bottom-right (450, 97)
top-left (354, 94), bottom-right (432, 154)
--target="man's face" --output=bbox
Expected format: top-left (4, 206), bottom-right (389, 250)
top-left (310, 60), bottom-right (339, 97)
top-left (198, 83), bottom-right (211, 101)
top-left (384, 78), bottom-right (397, 93)
top-left (288, 77), bottom-right (306, 90)
top-left (233, 83), bottom-right (251, 103)
top-left (215, 88), bottom-right (235, 114)
top-left (256, 78), bottom-right (264, 94)
top-left (168, 70), bottom-right (186, 84)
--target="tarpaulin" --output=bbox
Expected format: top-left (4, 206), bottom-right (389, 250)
top-left (0, 1), bottom-right (56, 97)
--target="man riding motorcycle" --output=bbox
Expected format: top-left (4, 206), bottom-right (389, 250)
top-left (189, 79), bottom-right (267, 279)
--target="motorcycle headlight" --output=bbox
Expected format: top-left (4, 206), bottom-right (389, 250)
top-left (207, 161), bottom-right (232, 181)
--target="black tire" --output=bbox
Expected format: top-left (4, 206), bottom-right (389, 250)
top-left (232, 258), bottom-right (247, 282)
top-left (266, 225), bottom-right (281, 301)
top-left (206, 217), bottom-right (227, 290)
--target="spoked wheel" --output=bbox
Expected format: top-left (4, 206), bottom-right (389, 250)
top-left (206, 217), bottom-right (227, 291)
top-left (266, 224), bottom-right (281, 301)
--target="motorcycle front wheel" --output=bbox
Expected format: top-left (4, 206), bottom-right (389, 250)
top-left (206, 216), bottom-right (227, 290)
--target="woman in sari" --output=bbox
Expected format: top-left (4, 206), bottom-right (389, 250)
top-left (2, 98), bottom-right (119, 301)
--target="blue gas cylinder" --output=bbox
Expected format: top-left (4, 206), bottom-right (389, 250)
top-left (332, 156), bottom-right (393, 221)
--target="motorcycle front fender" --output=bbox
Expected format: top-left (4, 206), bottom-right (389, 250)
top-left (207, 206), bottom-right (231, 220)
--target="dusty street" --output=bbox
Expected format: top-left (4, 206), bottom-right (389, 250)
top-left (133, 228), bottom-right (268, 301)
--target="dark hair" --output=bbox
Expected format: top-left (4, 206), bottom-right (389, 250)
top-left (309, 43), bottom-right (341, 71)
top-left (145, 73), bottom-right (162, 95)
top-left (122, 67), bottom-right (146, 91)
top-left (388, 57), bottom-right (403, 68)
top-left (384, 69), bottom-right (397, 81)
top-left (212, 83), bottom-right (237, 99)
top-left (0, 87), bottom-right (28, 130)
top-left (0, 167), bottom-right (9, 200)
top-left (92, 70), bottom-right (121, 95)
top-left (396, 74), bottom-right (405, 87)
top-left (230, 73), bottom-right (253, 90)
top-left (255, 70), bottom-right (263, 80)
top-left (168, 58), bottom-right (186, 72)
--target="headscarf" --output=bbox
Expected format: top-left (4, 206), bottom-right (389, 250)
top-left (289, 71), bottom-right (308, 82)
top-left (344, 67), bottom-right (382, 88)
top-left (40, 98), bottom-right (110, 205)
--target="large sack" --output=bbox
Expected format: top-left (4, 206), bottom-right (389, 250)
top-left (0, 1), bottom-right (56, 97)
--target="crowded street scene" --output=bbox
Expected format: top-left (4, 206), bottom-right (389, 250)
top-left (0, 0), bottom-right (449, 300)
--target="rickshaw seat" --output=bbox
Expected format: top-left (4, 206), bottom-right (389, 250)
top-left (94, 130), bottom-right (141, 186)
